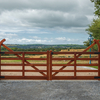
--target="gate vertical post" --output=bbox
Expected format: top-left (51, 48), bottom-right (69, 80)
top-left (98, 42), bottom-right (100, 80)
top-left (74, 53), bottom-right (76, 78)
top-left (98, 52), bottom-right (100, 80)
top-left (94, 39), bottom-right (100, 80)
top-left (0, 43), bottom-right (1, 80)
top-left (22, 52), bottom-right (25, 77)
top-left (50, 50), bottom-right (52, 80)
top-left (47, 50), bottom-right (49, 80)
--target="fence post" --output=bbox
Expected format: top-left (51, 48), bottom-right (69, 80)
top-left (98, 42), bottom-right (100, 81)
top-left (47, 50), bottom-right (49, 80)
top-left (94, 39), bottom-right (100, 81)
top-left (74, 53), bottom-right (76, 78)
top-left (22, 52), bottom-right (25, 77)
top-left (50, 50), bottom-right (52, 80)
top-left (0, 44), bottom-right (1, 80)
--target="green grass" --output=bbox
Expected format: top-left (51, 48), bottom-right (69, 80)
top-left (89, 66), bottom-right (98, 69)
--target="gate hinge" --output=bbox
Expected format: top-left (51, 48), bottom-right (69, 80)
top-left (0, 76), bottom-right (5, 78)
top-left (94, 52), bottom-right (100, 54)
top-left (0, 52), bottom-right (5, 54)
top-left (51, 52), bottom-right (53, 55)
top-left (94, 76), bottom-right (100, 79)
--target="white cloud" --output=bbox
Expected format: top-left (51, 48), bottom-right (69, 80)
top-left (56, 37), bottom-right (66, 41)
top-left (0, 0), bottom-right (94, 44)
top-left (0, 32), bottom-right (17, 39)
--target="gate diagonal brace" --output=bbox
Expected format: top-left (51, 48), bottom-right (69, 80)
top-left (53, 41), bottom-right (96, 76)
top-left (0, 40), bottom-right (46, 76)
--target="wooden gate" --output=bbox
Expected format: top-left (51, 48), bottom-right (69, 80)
top-left (0, 39), bottom-right (100, 80)
top-left (0, 39), bottom-right (49, 80)
top-left (49, 39), bottom-right (100, 80)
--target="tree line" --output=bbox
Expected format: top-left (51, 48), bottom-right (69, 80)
top-left (84, 0), bottom-right (100, 51)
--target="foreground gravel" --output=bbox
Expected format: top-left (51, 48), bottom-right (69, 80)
top-left (0, 80), bottom-right (100, 100)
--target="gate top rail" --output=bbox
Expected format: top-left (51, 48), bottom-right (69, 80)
top-left (51, 52), bottom-right (100, 54)
top-left (0, 51), bottom-right (48, 54)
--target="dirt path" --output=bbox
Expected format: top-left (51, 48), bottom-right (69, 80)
top-left (1, 66), bottom-right (98, 76)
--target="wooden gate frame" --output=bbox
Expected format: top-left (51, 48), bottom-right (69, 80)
top-left (0, 39), bottom-right (49, 80)
top-left (49, 39), bottom-right (100, 80)
top-left (0, 39), bottom-right (100, 80)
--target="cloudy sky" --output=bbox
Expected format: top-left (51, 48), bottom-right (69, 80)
top-left (0, 0), bottom-right (95, 44)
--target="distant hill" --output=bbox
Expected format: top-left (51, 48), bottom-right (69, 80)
top-left (4, 44), bottom-right (86, 49)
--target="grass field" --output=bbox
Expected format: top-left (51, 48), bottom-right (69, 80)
top-left (1, 49), bottom-right (99, 69)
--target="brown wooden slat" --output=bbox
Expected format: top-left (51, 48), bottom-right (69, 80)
top-left (52, 70), bottom-right (98, 72)
top-left (2, 57), bottom-right (97, 60)
top-left (4, 51), bottom-right (47, 54)
top-left (52, 64), bottom-right (75, 66)
top-left (1, 64), bottom-right (22, 66)
top-left (77, 58), bottom-right (98, 60)
top-left (1, 58), bottom-right (47, 60)
top-left (52, 58), bottom-right (74, 60)
top-left (52, 76), bottom-right (98, 80)
top-left (24, 52), bottom-right (47, 54)
top-left (25, 64), bottom-right (47, 66)
top-left (50, 50), bottom-right (52, 80)
top-left (0, 42), bottom-right (1, 79)
top-left (1, 69), bottom-right (47, 72)
top-left (1, 58), bottom-right (22, 60)
top-left (74, 53), bottom-right (76, 77)
top-left (52, 52), bottom-right (97, 54)
top-left (25, 70), bottom-right (47, 72)
top-left (25, 58), bottom-right (47, 60)
top-left (76, 70), bottom-right (98, 72)
top-left (47, 50), bottom-right (49, 80)
top-left (52, 70), bottom-right (74, 72)
top-left (76, 64), bottom-right (98, 66)
top-left (1, 70), bottom-right (22, 72)
top-left (4, 52), bottom-right (22, 54)
top-left (1, 76), bottom-right (47, 80)
top-left (22, 52), bottom-right (25, 77)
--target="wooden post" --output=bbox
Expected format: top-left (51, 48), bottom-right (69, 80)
top-left (0, 44), bottom-right (1, 80)
top-left (22, 52), bottom-right (25, 77)
top-left (47, 50), bottom-right (49, 80)
top-left (50, 50), bottom-right (52, 80)
top-left (74, 53), bottom-right (76, 78)
top-left (94, 39), bottom-right (100, 81)
top-left (98, 42), bottom-right (100, 80)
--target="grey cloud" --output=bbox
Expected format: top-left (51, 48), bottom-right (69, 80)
top-left (0, 9), bottom-right (89, 28)
top-left (0, 0), bottom-right (93, 15)
top-left (0, 0), bottom-right (78, 12)
top-left (0, 0), bottom-right (94, 34)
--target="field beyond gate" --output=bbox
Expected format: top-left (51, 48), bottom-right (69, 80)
top-left (0, 39), bottom-right (100, 80)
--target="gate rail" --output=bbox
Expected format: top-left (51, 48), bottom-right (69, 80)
top-left (0, 51), bottom-right (49, 80)
top-left (50, 51), bottom-right (100, 80)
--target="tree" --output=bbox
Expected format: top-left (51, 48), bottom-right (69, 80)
top-left (84, 0), bottom-right (100, 51)
top-left (85, 18), bottom-right (100, 51)
top-left (90, 0), bottom-right (100, 17)
top-left (86, 18), bottom-right (100, 39)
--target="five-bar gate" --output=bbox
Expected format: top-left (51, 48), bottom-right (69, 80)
top-left (0, 39), bottom-right (100, 80)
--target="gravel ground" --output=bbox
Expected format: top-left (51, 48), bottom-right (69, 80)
top-left (0, 80), bottom-right (100, 100)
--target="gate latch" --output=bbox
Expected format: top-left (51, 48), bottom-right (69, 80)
top-left (94, 76), bottom-right (100, 79)
top-left (0, 76), bottom-right (5, 78)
